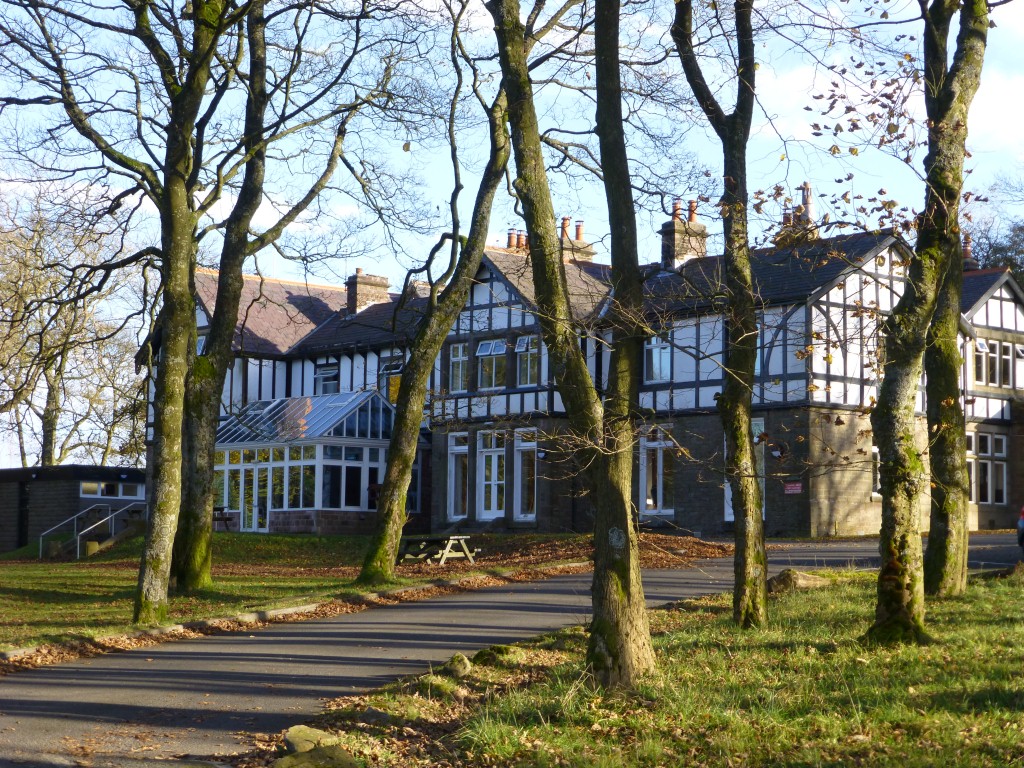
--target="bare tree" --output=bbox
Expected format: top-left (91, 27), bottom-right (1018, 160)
top-left (173, 0), bottom-right (420, 592)
top-left (671, 0), bottom-right (766, 628)
top-left (358, 0), bottom-right (512, 585)
top-left (487, 0), bottom-right (656, 688)
top-left (0, 186), bottom-right (143, 468)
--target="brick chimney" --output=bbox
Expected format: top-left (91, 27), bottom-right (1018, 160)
top-left (346, 268), bottom-right (390, 314)
top-left (560, 218), bottom-right (597, 262)
top-left (660, 199), bottom-right (707, 270)
top-left (775, 182), bottom-right (820, 246)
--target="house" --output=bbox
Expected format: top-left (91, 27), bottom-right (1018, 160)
top-left (194, 206), bottom-right (1024, 538)
top-left (0, 465), bottom-right (146, 554)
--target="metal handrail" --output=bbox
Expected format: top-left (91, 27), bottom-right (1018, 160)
top-left (38, 503), bottom-right (111, 559)
top-left (73, 501), bottom-right (148, 559)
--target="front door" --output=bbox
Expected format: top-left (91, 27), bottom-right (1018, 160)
top-left (240, 466), bottom-right (271, 533)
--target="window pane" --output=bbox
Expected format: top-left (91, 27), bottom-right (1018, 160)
top-left (994, 462), bottom-right (1006, 505)
top-left (303, 445), bottom-right (316, 460)
top-left (243, 449), bottom-right (255, 463)
top-left (121, 483), bottom-right (140, 498)
top-left (271, 466), bottom-right (284, 509)
top-left (215, 451), bottom-right (226, 465)
top-left (302, 465), bottom-right (316, 507)
top-left (288, 466), bottom-right (300, 508)
top-left (289, 446), bottom-right (302, 462)
top-left (100, 482), bottom-right (117, 497)
top-left (271, 448), bottom-right (284, 462)
top-left (214, 471), bottom-right (225, 508)
top-left (324, 445), bottom-right (344, 460)
top-left (520, 449), bottom-right (536, 516)
top-left (323, 465), bottom-right (342, 509)
top-left (229, 469), bottom-right (241, 510)
top-left (81, 482), bottom-right (99, 496)
top-left (645, 447), bottom-right (658, 510)
top-left (978, 461), bottom-right (991, 503)
top-left (344, 465), bottom-right (362, 508)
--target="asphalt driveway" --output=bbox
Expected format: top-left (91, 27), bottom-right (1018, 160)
top-left (0, 534), bottom-right (1017, 767)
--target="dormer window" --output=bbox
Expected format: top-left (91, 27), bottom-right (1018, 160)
top-left (644, 333), bottom-right (671, 384)
top-left (378, 357), bottom-right (404, 403)
top-left (477, 339), bottom-right (507, 390)
top-left (515, 335), bottom-right (539, 387)
top-left (314, 362), bottom-right (340, 395)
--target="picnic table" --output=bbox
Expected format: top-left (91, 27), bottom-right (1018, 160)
top-left (212, 506), bottom-right (234, 532)
top-left (397, 534), bottom-right (477, 566)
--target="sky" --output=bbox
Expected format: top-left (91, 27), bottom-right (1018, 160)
top-left (256, 0), bottom-right (1024, 293)
top-left (2, 0), bottom-right (1023, 469)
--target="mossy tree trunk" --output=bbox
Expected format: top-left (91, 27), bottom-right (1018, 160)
top-left (866, 0), bottom-right (987, 640)
top-left (358, 87), bottom-right (510, 586)
top-left (672, 0), bottom-right (766, 628)
top-left (174, 1), bottom-right (268, 593)
top-left (920, 0), bottom-right (989, 599)
top-left (134, 0), bottom-right (231, 624)
top-left (587, 0), bottom-right (656, 684)
top-left (923, 257), bottom-right (968, 596)
top-left (487, 0), bottom-right (655, 688)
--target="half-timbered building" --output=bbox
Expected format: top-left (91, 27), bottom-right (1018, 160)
top-left (190, 209), bottom-right (1024, 538)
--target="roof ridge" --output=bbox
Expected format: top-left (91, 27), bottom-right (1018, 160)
top-left (196, 266), bottom-right (346, 293)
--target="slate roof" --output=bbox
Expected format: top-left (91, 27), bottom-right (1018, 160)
top-left (643, 229), bottom-right (900, 313)
top-left (194, 269), bottom-right (348, 357)
top-left (483, 248), bottom-right (612, 321)
top-left (292, 293), bottom-right (428, 355)
top-left (961, 267), bottom-right (1011, 316)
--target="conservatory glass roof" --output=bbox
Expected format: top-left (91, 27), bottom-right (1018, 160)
top-left (215, 390), bottom-right (395, 446)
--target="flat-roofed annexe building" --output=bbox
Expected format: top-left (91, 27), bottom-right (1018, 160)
top-left (172, 214), bottom-right (1024, 538)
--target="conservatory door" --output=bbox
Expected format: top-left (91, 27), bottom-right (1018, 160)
top-left (240, 465), bottom-right (271, 533)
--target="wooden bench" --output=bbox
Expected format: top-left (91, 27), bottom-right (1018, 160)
top-left (397, 534), bottom-right (477, 566)
top-left (212, 506), bottom-right (234, 532)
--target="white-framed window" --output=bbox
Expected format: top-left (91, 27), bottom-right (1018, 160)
top-left (968, 429), bottom-right (1008, 505)
top-left (80, 481), bottom-right (144, 499)
top-left (644, 333), bottom-right (671, 383)
top-left (447, 433), bottom-right (469, 520)
top-left (449, 343), bottom-right (468, 393)
top-left (974, 339), bottom-right (1015, 388)
top-left (378, 356), bottom-right (404, 403)
top-left (314, 361), bottom-right (340, 395)
top-left (516, 335), bottom-right (540, 387)
top-left (321, 445), bottom-right (385, 510)
top-left (477, 339), bottom-right (507, 390)
top-left (514, 429), bottom-right (537, 521)
top-left (477, 430), bottom-right (506, 520)
top-left (639, 426), bottom-right (674, 515)
top-left (724, 418), bottom-right (766, 521)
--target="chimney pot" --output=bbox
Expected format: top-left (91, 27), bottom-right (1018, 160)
top-left (672, 199), bottom-right (683, 221)
top-left (517, 230), bottom-right (527, 249)
top-left (575, 220), bottom-right (584, 241)
top-left (561, 216), bottom-right (571, 241)
top-left (688, 200), bottom-right (698, 223)
top-left (507, 229), bottom-right (516, 249)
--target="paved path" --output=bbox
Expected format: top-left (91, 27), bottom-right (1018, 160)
top-left (0, 535), bottom-right (1017, 767)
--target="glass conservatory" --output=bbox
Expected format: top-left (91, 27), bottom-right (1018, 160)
top-left (213, 391), bottom-right (419, 533)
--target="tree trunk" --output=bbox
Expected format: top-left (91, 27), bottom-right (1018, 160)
top-left (672, 0), bottom-right (765, 628)
top-left (39, 366), bottom-right (60, 467)
top-left (866, 0), bottom-right (987, 638)
top-left (919, 0), bottom-right (988, 599)
top-left (134, 0), bottom-right (226, 624)
top-left (923, 256), bottom-right (968, 596)
top-left (488, 0), bottom-right (655, 688)
top-left (585, 0), bottom-right (655, 687)
top-left (134, 209), bottom-right (196, 623)
top-left (358, 89), bottom-right (510, 585)
top-left (174, 1), bottom-right (267, 592)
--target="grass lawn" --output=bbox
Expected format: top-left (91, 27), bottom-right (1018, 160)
top-left (0, 531), bottom-right (597, 652)
top-left (304, 569), bottom-right (1024, 768)
top-left (0, 533), bottom-right (380, 650)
